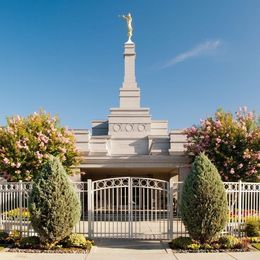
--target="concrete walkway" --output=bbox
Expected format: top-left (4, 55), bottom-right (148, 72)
top-left (0, 240), bottom-right (259, 260)
top-left (86, 239), bottom-right (260, 260)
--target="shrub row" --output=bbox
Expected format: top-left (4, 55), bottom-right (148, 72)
top-left (0, 231), bottom-right (92, 251)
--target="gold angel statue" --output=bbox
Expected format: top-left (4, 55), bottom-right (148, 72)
top-left (120, 13), bottom-right (133, 42)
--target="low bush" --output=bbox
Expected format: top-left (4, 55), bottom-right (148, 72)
top-left (0, 231), bottom-right (8, 244)
top-left (171, 237), bottom-right (193, 249)
top-left (200, 243), bottom-right (212, 250)
top-left (245, 218), bottom-right (260, 237)
top-left (187, 243), bottom-right (200, 250)
top-left (6, 230), bottom-right (21, 244)
top-left (219, 235), bottom-right (240, 249)
top-left (19, 236), bottom-right (40, 249)
top-left (62, 234), bottom-right (92, 250)
top-left (235, 238), bottom-right (249, 250)
top-left (212, 243), bottom-right (221, 249)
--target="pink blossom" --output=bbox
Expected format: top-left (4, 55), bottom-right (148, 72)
top-left (191, 126), bottom-right (196, 133)
top-left (215, 120), bottom-right (222, 128)
top-left (16, 141), bottom-right (23, 149)
top-left (7, 127), bottom-right (14, 135)
top-left (36, 151), bottom-right (43, 159)
top-left (3, 158), bottom-right (9, 164)
top-left (250, 168), bottom-right (257, 174)
top-left (216, 137), bottom-right (222, 144)
top-left (16, 162), bottom-right (21, 168)
top-left (60, 136), bottom-right (70, 144)
top-left (230, 168), bottom-right (235, 174)
top-left (59, 147), bottom-right (67, 153)
top-left (37, 132), bottom-right (49, 144)
top-left (238, 163), bottom-right (243, 169)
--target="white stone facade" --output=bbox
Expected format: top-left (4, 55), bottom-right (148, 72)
top-left (71, 41), bottom-right (190, 181)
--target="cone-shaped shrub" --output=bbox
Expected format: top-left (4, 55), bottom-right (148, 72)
top-left (29, 155), bottom-right (80, 248)
top-left (180, 153), bottom-right (228, 243)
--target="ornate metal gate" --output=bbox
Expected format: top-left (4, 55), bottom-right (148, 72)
top-left (88, 177), bottom-right (172, 239)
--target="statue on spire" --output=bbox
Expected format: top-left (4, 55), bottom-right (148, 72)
top-left (120, 13), bottom-right (133, 43)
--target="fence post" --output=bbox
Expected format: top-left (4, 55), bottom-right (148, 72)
top-left (168, 178), bottom-right (174, 239)
top-left (238, 180), bottom-right (242, 236)
top-left (19, 180), bottom-right (23, 234)
top-left (87, 179), bottom-right (92, 238)
top-left (128, 177), bottom-right (133, 238)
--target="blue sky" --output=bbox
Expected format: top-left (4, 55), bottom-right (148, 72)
top-left (0, 0), bottom-right (259, 130)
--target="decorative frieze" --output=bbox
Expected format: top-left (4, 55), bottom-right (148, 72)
top-left (111, 123), bottom-right (148, 133)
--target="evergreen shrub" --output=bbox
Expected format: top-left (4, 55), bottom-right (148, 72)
top-left (180, 153), bottom-right (228, 243)
top-left (29, 156), bottom-right (81, 248)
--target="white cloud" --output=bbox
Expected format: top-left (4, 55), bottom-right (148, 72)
top-left (161, 40), bottom-right (221, 69)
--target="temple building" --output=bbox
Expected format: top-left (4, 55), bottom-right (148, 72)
top-left (71, 40), bottom-right (190, 182)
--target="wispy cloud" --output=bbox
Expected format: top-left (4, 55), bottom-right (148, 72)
top-left (161, 40), bottom-right (221, 69)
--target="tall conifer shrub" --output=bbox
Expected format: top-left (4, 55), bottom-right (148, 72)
top-left (29, 156), bottom-right (80, 248)
top-left (180, 153), bottom-right (228, 243)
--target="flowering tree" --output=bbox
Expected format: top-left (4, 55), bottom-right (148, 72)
top-left (185, 107), bottom-right (260, 181)
top-left (0, 111), bottom-right (80, 181)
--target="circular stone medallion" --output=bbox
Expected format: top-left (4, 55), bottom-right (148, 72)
top-left (113, 124), bottom-right (121, 132)
top-left (125, 124), bottom-right (134, 132)
top-left (138, 124), bottom-right (146, 132)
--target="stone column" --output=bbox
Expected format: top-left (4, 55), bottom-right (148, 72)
top-left (119, 42), bottom-right (141, 109)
